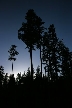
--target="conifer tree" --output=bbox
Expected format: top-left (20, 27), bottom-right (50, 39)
top-left (58, 40), bottom-right (71, 78)
top-left (48, 24), bottom-right (60, 80)
top-left (42, 31), bottom-right (53, 81)
top-left (35, 65), bottom-right (41, 79)
top-left (68, 52), bottom-right (72, 78)
top-left (8, 45), bottom-right (19, 72)
top-left (42, 24), bottom-right (61, 81)
top-left (8, 74), bottom-right (15, 87)
top-left (0, 65), bottom-right (4, 86)
top-left (3, 73), bottom-right (8, 87)
top-left (16, 72), bottom-right (22, 85)
top-left (18, 9), bottom-right (45, 80)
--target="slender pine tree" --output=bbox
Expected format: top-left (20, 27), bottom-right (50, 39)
top-left (8, 45), bottom-right (19, 73)
top-left (18, 9), bottom-right (45, 80)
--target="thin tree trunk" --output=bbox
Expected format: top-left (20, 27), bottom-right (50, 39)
top-left (40, 45), bottom-right (42, 78)
top-left (49, 54), bottom-right (52, 81)
top-left (30, 47), bottom-right (33, 81)
top-left (12, 62), bottom-right (13, 72)
top-left (48, 63), bottom-right (50, 82)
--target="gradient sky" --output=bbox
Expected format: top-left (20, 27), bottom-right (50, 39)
top-left (0, 0), bottom-right (72, 77)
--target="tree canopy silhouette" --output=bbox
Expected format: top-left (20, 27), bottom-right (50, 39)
top-left (18, 9), bottom-right (45, 80)
top-left (0, 65), bottom-right (4, 86)
top-left (8, 45), bottom-right (19, 72)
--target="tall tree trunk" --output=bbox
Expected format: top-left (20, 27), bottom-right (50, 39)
top-left (40, 45), bottom-right (42, 78)
top-left (49, 54), bottom-right (52, 81)
top-left (48, 63), bottom-right (50, 82)
top-left (12, 62), bottom-right (13, 72)
top-left (30, 47), bottom-right (33, 81)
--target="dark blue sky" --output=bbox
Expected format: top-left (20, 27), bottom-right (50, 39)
top-left (0, 0), bottom-right (72, 77)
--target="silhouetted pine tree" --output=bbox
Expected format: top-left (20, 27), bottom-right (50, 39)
top-left (18, 9), bottom-right (45, 80)
top-left (0, 65), bottom-right (4, 86)
top-left (68, 52), bottom-right (72, 78)
top-left (26, 67), bottom-right (31, 79)
top-left (48, 24), bottom-right (60, 81)
top-left (26, 67), bottom-right (35, 84)
top-left (57, 40), bottom-right (70, 79)
top-left (57, 40), bottom-right (64, 75)
top-left (8, 74), bottom-right (15, 87)
top-left (21, 71), bottom-right (26, 84)
top-left (8, 45), bottom-right (19, 72)
top-left (42, 31), bottom-right (53, 82)
top-left (62, 48), bottom-right (70, 78)
top-left (16, 72), bottom-right (22, 85)
top-left (35, 65), bottom-right (41, 80)
top-left (42, 24), bottom-right (61, 82)
top-left (36, 32), bottom-right (46, 79)
top-left (3, 73), bottom-right (8, 88)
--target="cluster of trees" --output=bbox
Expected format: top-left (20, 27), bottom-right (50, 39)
top-left (0, 65), bottom-right (42, 87)
top-left (0, 8), bottom-right (72, 108)
top-left (0, 9), bottom-right (72, 87)
top-left (18, 9), bottom-right (72, 82)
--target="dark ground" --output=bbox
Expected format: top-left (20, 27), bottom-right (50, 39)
top-left (0, 81), bottom-right (72, 108)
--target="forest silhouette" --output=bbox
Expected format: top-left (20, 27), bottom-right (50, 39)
top-left (0, 9), bottom-right (72, 108)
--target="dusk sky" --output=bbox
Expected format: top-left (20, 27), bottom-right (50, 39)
top-left (0, 0), bottom-right (72, 77)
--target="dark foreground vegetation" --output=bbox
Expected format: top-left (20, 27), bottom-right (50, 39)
top-left (0, 9), bottom-right (72, 108)
top-left (0, 70), bottom-right (72, 108)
